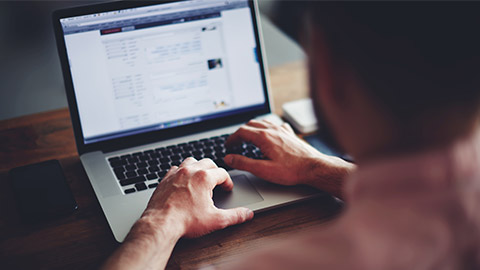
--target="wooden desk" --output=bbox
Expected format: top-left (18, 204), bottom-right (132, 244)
top-left (0, 61), bottom-right (342, 269)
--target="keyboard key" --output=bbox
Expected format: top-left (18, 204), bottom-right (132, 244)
top-left (138, 155), bottom-right (150, 161)
top-left (114, 170), bottom-right (126, 180)
top-left (157, 171), bottom-right (167, 178)
top-left (135, 182), bottom-right (147, 191)
top-left (124, 188), bottom-right (136, 194)
top-left (171, 147), bottom-right (182, 154)
top-left (148, 183), bottom-right (158, 189)
top-left (214, 152), bottom-right (226, 159)
top-left (155, 147), bottom-right (166, 152)
top-left (125, 171), bottom-right (137, 178)
top-left (227, 145), bottom-right (244, 155)
top-left (132, 152), bottom-right (142, 156)
top-left (120, 176), bottom-right (146, 186)
top-left (159, 157), bottom-right (170, 164)
top-left (120, 154), bottom-right (131, 159)
top-left (137, 168), bottom-right (149, 175)
top-left (150, 152), bottom-right (161, 159)
top-left (114, 167), bottom-right (125, 173)
top-left (189, 142), bottom-right (203, 148)
top-left (148, 160), bottom-right (159, 166)
top-left (181, 153), bottom-right (192, 159)
top-left (109, 160), bottom-right (124, 168)
top-left (203, 148), bottom-right (214, 154)
top-left (160, 164), bottom-right (171, 170)
top-left (204, 154), bottom-right (215, 160)
top-left (160, 149), bottom-right (172, 156)
top-left (204, 141), bottom-right (215, 147)
top-left (143, 150), bottom-right (154, 155)
top-left (125, 164), bottom-right (136, 171)
top-left (108, 157), bottom-right (120, 162)
top-left (183, 145), bottom-right (194, 152)
top-left (149, 166), bottom-right (160, 172)
top-left (171, 160), bottom-right (181, 166)
top-left (214, 159), bottom-right (233, 171)
top-left (127, 157), bottom-right (138, 164)
top-left (146, 173), bottom-right (157, 180)
top-left (192, 150), bottom-right (202, 156)
top-left (137, 162), bottom-right (148, 168)
top-left (170, 154), bottom-right (181, 161)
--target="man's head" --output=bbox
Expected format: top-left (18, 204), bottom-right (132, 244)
top-left (273, 1), bottom-right (480, 161)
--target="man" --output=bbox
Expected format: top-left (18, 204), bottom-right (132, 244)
top-left (103, 2), bottom-right (480, 269)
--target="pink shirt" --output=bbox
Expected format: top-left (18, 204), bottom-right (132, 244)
top-left (227, 131), bottom-right (480, 269)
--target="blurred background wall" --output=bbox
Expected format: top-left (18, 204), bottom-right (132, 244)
top-left (0, 0), bottom-right (304, 121)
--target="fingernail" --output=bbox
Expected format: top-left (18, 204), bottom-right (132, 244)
top-left (245, 209), bottom-right (254, 219)
top-left (224, 155), bottom-right (233, 164)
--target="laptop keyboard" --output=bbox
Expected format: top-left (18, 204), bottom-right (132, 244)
top-left (107, 134), bottom-right (263, 195)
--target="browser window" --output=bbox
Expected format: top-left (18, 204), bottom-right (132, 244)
top-left (60, 0), bottom-right (266, 144)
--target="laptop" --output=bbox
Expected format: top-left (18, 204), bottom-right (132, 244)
top-left (53, 0), bottom-right (320, 242)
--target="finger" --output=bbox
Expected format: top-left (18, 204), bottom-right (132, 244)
top-left (246, 119), bottom-right (269, 128)
top-left (261, 119), bottom-right (277, 127)
top-left (200, 167), bottom-right (234, 191)
top-left (224, 154), bottom-right (280, 180)
top-left (190, 158), bottom-right (218, 170)
top-left (225, 125), bottom-right (266, 148)
top-left (282, 122), bottom-right (295, 134)
top-left (179, 157), bottom-right (197, 167)
top-left (214, 207), bottom-right (254, 230)
top-left (164, 165), bottom-right (179, 178)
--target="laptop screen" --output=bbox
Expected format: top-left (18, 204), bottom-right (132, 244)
top-left (59, 0), bottom-right (267, 145)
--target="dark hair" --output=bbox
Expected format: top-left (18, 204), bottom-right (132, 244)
top-left (273, 1), bottom-right (480, 123)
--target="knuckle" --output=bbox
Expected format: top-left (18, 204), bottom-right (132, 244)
top-left (217, 167), bottom-right (228, 175)
top-left (177, 167), bottom-right (191, 176)
top-left (193, 169), bottom-right (209, 180)
top-left (238, 126), bottom-right (248, 134)
top-left (202, 158), bottom-right (216, 167)
top-left (259, 130), bottom-right (270, 140)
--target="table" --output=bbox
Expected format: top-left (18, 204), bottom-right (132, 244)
top-left (0, 61), bottom-right (342, 269)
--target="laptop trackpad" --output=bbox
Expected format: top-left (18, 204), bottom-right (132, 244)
top-left (213, 175), bottom-right (263, 209)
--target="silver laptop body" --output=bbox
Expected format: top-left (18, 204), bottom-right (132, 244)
top-left (54, 0), bottom-right (319, 242)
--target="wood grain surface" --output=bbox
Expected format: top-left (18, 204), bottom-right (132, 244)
top-left (0, 61), bottom-right (342, 270)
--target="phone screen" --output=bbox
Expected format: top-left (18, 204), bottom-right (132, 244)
top-left (9, 160), bottom-right (78, 222)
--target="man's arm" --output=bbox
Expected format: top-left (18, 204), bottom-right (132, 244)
top-left (225, 120), bottom-right (355, 199)
top-left (102, 158), bottom-right (254, 270)
top-left (102, 213), bottom-right (182, 270)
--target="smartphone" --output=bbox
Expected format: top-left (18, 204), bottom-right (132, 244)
top-left (9, 160), bottom-right (78, 222)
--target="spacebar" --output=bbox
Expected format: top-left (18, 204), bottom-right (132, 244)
top-left (120, 176), bottom-right (146, 186)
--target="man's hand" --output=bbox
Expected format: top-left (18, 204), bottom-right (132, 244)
top-left (139, 157), bottom-right (254, 239)
top-left (225, 120), bottom-right (355, 199)
top-left (103, 158), bottom-right (253, 270)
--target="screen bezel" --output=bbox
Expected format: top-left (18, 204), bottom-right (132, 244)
top-left (53, 0), bottom-right (272, 155)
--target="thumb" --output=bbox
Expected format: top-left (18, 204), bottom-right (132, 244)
top-left (215, 207), bottom-right (254, 230)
